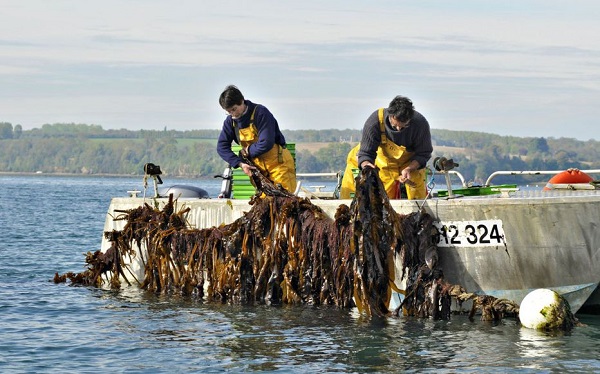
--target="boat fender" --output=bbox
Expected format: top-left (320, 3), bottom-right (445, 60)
top-left (157, 185), bottom-right (210, 199)
top-left (519, 288), bottom-right (575, 330)
top-left (543, 168), bottom-right (593, 190)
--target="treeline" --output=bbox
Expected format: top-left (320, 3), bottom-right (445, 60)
top-left (1, 122), bottom-right (599, 185)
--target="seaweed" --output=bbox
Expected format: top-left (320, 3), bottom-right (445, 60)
top-left (54, 166), bottom-right (519, 321)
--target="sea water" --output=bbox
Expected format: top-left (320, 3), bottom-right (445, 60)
top-left (1, 175), bottom-right (599, 373)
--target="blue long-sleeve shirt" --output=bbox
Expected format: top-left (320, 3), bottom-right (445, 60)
top-left (216, 100), bottom-right (287, 168)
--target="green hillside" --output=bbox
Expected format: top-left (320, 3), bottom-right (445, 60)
top-left (1, 122), bottom-right (599, 185)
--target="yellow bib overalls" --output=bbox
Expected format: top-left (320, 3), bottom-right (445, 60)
top-left (340, 108), bottom-right (426, 200)
top-left (235, 107), bottom-right (297, 194)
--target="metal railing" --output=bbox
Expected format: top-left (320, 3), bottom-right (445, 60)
top-left (484, 169), bottom-right (600, 187)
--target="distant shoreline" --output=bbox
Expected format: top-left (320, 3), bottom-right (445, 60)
top-left (0, 171), bottom-right (212, 179)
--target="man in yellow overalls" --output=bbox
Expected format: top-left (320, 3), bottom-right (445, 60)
top-left (340, 95), bottom-right (432, 200)
top-left (216, 85), bottom-right (296, 194)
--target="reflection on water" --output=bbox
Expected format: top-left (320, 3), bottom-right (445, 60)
top-left (76, 284), bottom-right (600, 373)
top-left (518, 327), bottom-right (565, 360)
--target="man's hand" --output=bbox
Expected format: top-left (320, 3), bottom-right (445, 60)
top-left (399, 165), bottom-right (417, 186)
top-left (239, 162), bottom-right (256, 177)
top-left (360, 161), bottom-right (376, 169)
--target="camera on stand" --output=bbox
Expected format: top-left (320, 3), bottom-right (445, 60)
top-left (143, 163), bottom-right (163, 198)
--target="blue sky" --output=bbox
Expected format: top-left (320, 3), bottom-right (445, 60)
top-left (1, 1), bottom-right (599, 140)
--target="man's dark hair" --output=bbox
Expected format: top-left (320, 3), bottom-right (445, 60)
top-left (219, 85), bottom-right (245, 109)
top-left (388, 95), bottom-right (414, 122)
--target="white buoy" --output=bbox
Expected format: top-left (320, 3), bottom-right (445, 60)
top-left (519, 288), bottom-right (575, 330)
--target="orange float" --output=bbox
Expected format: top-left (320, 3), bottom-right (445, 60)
top-left (543, 168), bottom-right (593, 190)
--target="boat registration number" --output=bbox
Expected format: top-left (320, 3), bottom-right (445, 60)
top-left (433, 220), bottom-right (506, 247)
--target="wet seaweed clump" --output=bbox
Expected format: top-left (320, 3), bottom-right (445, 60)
top-left (55, 166), bottom-right (519, 321)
